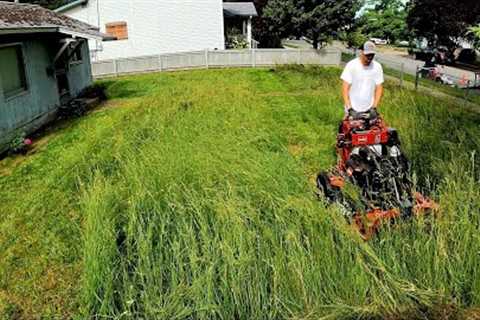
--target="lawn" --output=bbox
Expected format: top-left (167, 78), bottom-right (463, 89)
top-left (1, 66), bottom-right (480, 319)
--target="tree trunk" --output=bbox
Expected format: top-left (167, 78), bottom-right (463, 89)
top-left (311, 29), bottom-right (323, 49)
top-left (312, 34), bottom-right (319, 50)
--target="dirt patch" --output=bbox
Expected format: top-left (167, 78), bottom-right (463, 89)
top-left (0, 156), bottom-right (25, 176)
top-left (462, 307), bottom-right (480, 320)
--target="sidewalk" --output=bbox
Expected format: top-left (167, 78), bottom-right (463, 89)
top-left (384, 74), bottom-right (480, 114)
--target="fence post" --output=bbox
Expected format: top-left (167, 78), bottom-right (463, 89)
top-left (113, 59), bottom-right (118, 77)
top-left (252, 48), bottom-right (256, 68)
top-left (415, 66), bottom-right (420, 90)
top-left (205, 49), bottom-right (209, 69)
top-left (158, 55), bottom-right (163, 72)
top-left (465, 80), bottom-right (471, 103)
top-left (400, 63), bottom-right (404, 88)
top-left (297, 49), bottom-right (301, 64)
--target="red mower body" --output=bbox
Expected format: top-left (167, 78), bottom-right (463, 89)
top-left (317, 111), bottom-right (437, 240)
top-left (336, 115), bottom-right (390, 171)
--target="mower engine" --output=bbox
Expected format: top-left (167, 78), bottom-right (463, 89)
top-left (317, 110), bottom-right (436, 239)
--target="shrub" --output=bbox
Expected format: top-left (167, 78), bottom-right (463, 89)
top-left (8, 132), bottom-right (32, 155)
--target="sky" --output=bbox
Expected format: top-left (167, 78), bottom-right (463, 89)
top-left (357, 0), bottom-right (409, 16)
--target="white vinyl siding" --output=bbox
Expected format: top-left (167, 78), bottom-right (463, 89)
top-left (64, 0), bottom-right (225, 61)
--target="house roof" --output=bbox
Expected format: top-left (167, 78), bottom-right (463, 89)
top-left (0, 1), bottom-right (109, 40)
top-left (223, 2), bottom-right (258, 17)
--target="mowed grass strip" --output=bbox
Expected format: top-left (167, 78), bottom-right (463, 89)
top-left (0, 67), bottom-right (479, 319)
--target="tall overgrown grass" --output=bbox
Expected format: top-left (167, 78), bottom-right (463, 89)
top-left (1, 67), bottom-right (479, 318)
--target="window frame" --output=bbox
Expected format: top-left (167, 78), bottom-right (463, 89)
top-left (69, 41), bottom-right (84, 66)
top-left (0, 43), bottom-right (29, 100)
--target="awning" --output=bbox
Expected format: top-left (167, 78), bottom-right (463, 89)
top-left (223, 2), bottom-right (258, 18)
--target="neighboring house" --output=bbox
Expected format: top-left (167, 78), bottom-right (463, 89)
top-left (223, 2), bottom-right (258, 48)
top-left (0, 1), bottom-right (108, 151)
top-left (55, 0), bottom-right (257, 61)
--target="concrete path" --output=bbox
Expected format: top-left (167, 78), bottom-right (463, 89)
top-left (376, 52), bottom-right (478, 85)
top-left (384, 74), bottom-right (480, 114)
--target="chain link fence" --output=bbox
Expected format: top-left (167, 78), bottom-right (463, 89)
top-left (342, 49), bottom-right (480, 105)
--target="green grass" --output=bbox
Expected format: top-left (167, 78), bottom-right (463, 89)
top-left (1, 67), bottom-right (480, 319)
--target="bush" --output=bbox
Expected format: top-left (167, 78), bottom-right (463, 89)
top-left (8, 131), bottom-right (32, 155)
top-left (225, 27), bottom-right (249, 49)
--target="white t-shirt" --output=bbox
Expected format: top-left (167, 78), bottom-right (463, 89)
top-left (340, 58), bottom-right (384, 112)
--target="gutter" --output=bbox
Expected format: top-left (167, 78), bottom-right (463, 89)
top-left (59, 27), bottom-right (104, 41)
top-left (0, 27), bottom-right (58, 35)
top-left (0, 26), bottom-right (111, 41)
top-left (54, 0), bottom-right (88, 13)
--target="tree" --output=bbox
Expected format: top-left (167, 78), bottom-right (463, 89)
top-left (468, 25), bottom-right (480, 49)
top-left (407, 0), bottom-right (480, 49)
top-left (249, 0), bottom-right (283, 48)
top-left (356, 0), bottom-right (408, 44)
top-left (263, 0), bottom-right (364, 49)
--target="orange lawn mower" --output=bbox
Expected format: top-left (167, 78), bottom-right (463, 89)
top-left (316, 109), bottom-right (438, 240)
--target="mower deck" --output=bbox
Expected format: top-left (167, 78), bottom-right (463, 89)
top-left (317, 110), bottom-right (437, 239)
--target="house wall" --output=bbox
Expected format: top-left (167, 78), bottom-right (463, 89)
top-left (0, 38), bottom-right (59, 148)
top-left (64, 0), bottom-right (225, 61)
top-left (67, 40), bottom-right (93, 97)
top-left (0, 37), bottom-right (92, 151)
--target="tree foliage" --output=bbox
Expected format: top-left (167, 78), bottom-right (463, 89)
top-left (356, 0), bottom-right (408, 44)
top-left (263, 0), bottom-right (363, 49)
top-left (407, 0), bottom-right (480, 48)
top-left (468, 25), bottom-right (480, 49)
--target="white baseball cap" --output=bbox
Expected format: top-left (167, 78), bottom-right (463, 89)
top-left (363, 41), bottom-right (376, 55)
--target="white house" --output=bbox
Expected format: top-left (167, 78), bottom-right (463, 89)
top-left (55, 0), bottom-right (257, 61)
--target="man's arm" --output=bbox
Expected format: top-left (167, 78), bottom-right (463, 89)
top-left (373, 84), bottom-right (383, 108)
top-left (342, 81), bottom-right (352, 110)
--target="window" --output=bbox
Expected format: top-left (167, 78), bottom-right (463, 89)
top-left (69, 42), bottom-right (83, 64)
top-left (106, 21), bottom-right (128, 40)
top-left (0, 45), bottom-right (28, 98)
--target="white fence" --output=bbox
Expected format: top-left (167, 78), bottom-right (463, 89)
top-left (91, 49), bottom-right (342, 78)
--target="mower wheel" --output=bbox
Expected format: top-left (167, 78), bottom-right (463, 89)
top-left (316, 172), bottom-right (342, 202)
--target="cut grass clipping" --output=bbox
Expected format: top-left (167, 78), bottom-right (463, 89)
top-left (0, 66), bottom-right (479, 319)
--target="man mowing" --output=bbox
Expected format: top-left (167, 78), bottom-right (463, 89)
top-left (341, 41), bottom-right (384, 118)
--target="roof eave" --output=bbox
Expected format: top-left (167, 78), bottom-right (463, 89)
top-left (58, 27), bottom-right (104, 40)
top-left (54, 0), bottom-right (88, 13)
top-left (0, 27), bottom-right (58, 35)
top-left (223, 11), bottom-right (258, 18)
top-left (0, 27), bottom-right (109, 41)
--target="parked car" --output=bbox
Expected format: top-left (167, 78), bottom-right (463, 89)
top-left (412, 46), bottom-right (454, 65)
top-left (370, 38), bottom-right (388, 45)
top-left (453, 48), bottom-right (478, 65)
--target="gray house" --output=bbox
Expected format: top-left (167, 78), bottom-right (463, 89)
top-left (0, 1), bottom-right (109, 151)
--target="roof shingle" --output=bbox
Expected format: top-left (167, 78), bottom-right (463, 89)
top-left (0, 1), bottom-right (107, 40)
